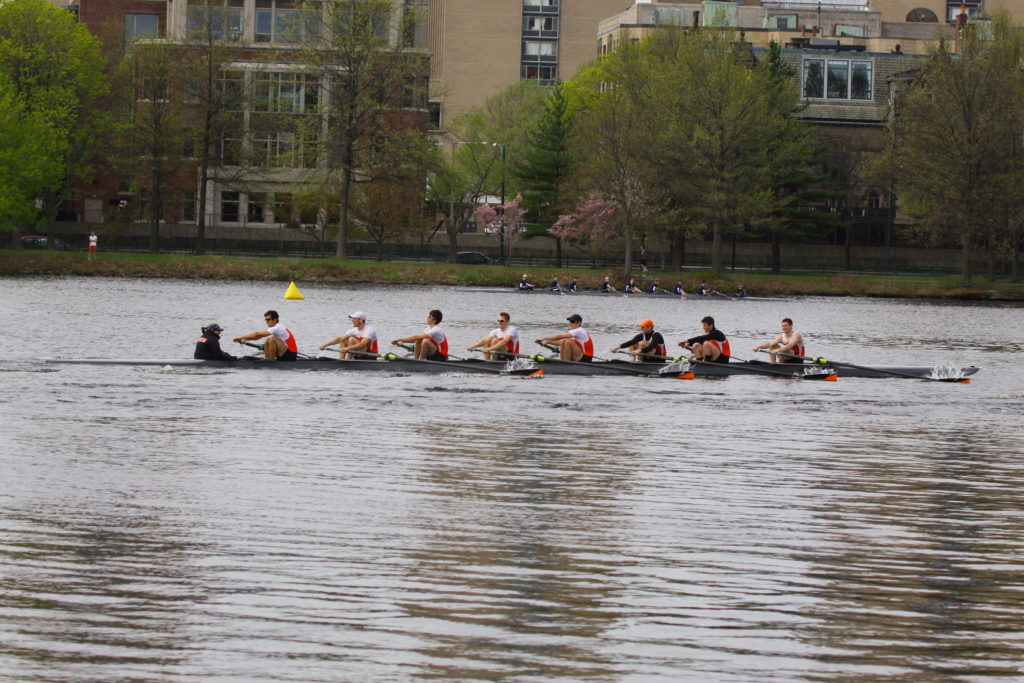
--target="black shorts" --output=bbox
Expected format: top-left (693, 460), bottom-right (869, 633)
top-left (709, 355), bottom-right (729, 364)
top-left (425, 351), bottom-right (448, 362)
top-left (579, 355), bottom-right (593, 363)
top-left (279, 350), bottom-right (298, 362)
top-left (780, 355), bottom-right (804, 364)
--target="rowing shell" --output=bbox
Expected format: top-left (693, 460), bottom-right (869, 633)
top-left (44, 357), bottom-right (979, 379)
top-left (454, 287), bottom-right (789, 301)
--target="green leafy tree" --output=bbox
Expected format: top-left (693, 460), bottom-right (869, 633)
top-left (869, 13), bottom-right (1024, 285)
top-left (0, 0), bottom-right (110, 244)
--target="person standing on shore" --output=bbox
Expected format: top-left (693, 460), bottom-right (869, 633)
top-left (88, 231), bottom-right (97, 261)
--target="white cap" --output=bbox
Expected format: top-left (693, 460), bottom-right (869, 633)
top-left (348, 311), bottom-right (367, 320)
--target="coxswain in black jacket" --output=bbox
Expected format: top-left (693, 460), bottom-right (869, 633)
top-left (194, 324), bottom-right (237, 360)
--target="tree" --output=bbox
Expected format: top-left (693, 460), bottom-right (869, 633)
top-left (473, 195), bottom-right (526, 263)
top-left (869, 13), bottom-right (1024, 285)
top-left (0, 77), bottom-right (62, 237)
top-left (300, 0), bottom-right (430, 258)
top-left (514, 81), bottom-right (573, 266)
top-left (0, 0), bottom-right (111, 244)
top-left (550, 192), bottom-right (619, 268)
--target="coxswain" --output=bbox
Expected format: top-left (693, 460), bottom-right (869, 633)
top-left (599, 276), bottom-right (614, 293)
top-left (393, 309), bottom-right (448, 361)
top-left (467, 311), bottom-right (521, 360)
top-left (673, 281), bottom-right (687, 296)
top-left (610, 318), bottom-right (666, 363)
top-left (233, 310), bottom-right (298, 361)
top-left (696, 279), bottom-right (709, 296)
top-left (194, 323), bottom-right (237, 361)
top-left (751, 317), bottom-right (805, 364)
top-left (679, 315), bottom-right (730, 363)
top-left (548, 276), bottom-right (561, 291)
top-left (518, 274), bottom-right (535, 291)
top-left (566, 279), bottom-right (579, 293)
top-left (319, 311), bottom-right (378, 358)
top-left (735, 283), bottom-right (747, 298)
top-left (624, 277), bottom-right (642, 294)
top-left (536, 313), bottom-right (594, 363)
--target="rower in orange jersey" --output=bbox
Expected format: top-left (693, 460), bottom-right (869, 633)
top-left (679, 315), bottom-right (730, 363)
top-left (536, 313), bottom-right (594, 362)
top-left (233, 310), bottom-right (298, 361)
top-left (319, 311), bottom-right (378, 358)
top-left (467, 311), bottom-right (521, 360)
top-left (392, 309), bottom-right (448, 361)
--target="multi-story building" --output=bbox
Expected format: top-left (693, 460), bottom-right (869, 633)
top-left (426, 0), bottom-right (646, 130)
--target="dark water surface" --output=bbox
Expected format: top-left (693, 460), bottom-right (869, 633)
top-left (2, 277), bottom-right (1023, 681)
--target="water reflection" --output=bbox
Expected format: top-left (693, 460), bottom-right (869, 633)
top-left (400, 418), bottom-right (637, 678)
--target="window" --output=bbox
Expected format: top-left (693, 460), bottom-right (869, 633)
top-left (803, 58), bottom-right (872, 100)
top-left (523, 0), bottom-right (558, 10)
top-left (125, 14), bottom-right (159, 42)
top-left (521, 64), bottom-right (557, 84)
top-left (946, 2), bottom-right (980, 22)
top-left (428, 101), bottom-right (441, 130)
top-left (402, 0), bottom-right (427, 48)
top-left (219, 70), bottom-right (245, 110)
top-left (221, 191), bottom-right (240, 222)
top-left (253, 72), bottom-right (319, 113)
top-left (523, 15), bottom-right (557, 36)
top-left (186, 0), bottom-right (243, 41)
top-left (770, 14), bottom-right (796, 29)
top-left (182, 190), bottom-right (196, 222)
top-left (252, 130), bottom-right (314, 168)
top-left (255, 0), bottom-right (321, 43)
top-left (522, 40), bottom-right (557, 61)
top-left (247, 193), bottom-right (266, 223)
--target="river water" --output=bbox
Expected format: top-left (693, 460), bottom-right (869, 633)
top-left (1, 276), bottom-right (1023, 681)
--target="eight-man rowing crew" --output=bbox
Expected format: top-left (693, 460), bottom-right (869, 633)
top-left (194, 308), bottom-right (804, 367)
top-left (519, 273), bottom-right (742, 298)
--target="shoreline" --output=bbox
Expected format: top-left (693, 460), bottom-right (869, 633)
top-left (3, 250), bottom-right (1022, 301)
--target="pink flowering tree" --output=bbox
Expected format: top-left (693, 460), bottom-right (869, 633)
top-left (473, 194), bottom-right (526, 263)
top-left (550, 192), bottom-right (621, 267)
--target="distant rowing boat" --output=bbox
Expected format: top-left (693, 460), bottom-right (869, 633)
top-left (454, 287), bottom-right (790, 301)
top-left (45, 357), bottom-right (978, 379)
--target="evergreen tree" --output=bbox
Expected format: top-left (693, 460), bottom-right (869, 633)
top-left (513, 82), bottom-right (573, 266)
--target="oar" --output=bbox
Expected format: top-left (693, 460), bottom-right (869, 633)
top-left (762, 349), bottom-right (971, 383)
top-left (610, 349), bottom-right (694, 379)
top-left (237, 340), bottom-right (316, 360)
top-left (347, 348), bottom-right (541, 376)
top-left (636, 349), bottom-right (834, 381)
top-left (605, 286), bottom-right (628, 298)
top-left (711, 289), bottom-right (736, 301)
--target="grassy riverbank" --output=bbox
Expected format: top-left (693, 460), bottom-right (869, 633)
top-left (2, 249), bottom-right (1022, 300)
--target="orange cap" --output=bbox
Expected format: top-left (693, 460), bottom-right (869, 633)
top-left (636, 318), bottom-right (654, 328)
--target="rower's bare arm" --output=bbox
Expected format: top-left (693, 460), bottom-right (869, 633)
top-left (320, 334), bottom-right (348, 350)
top-left (234, 330), bottom-right (270, 343)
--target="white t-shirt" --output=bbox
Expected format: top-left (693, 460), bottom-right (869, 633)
top-left (267, 322), bottom-right (290, 343)
top-left (346, 325), bottom-right (378, 346)
top-left (568, 327), bottom-right (590, 345)
top-left (424, 324), bottom-right (446, 347)
top-left (489, 325), bottom-right (520, 348)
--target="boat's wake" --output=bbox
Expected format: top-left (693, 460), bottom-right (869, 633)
top-left (930, 364), bottom-right (968, 380)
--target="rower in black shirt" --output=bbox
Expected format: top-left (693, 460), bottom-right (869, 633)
top-left (610, 318), bottom-right (666, 363)
top-left (194, 323), bottom-right (237, 360)
top-left (679, 315), bottom-right (730, 363)
top-left (696, 279), bottom-right (709, 296)
top-left (673, 281), bottom-right (687, 296)
top-left (599, 276), bottom-right (614, 293)
top-left (735, 283), bottom-right (747, 298)
top-left (624, 277), bottom-right (642, 294)
top-left (566, 279), bottom-right (579, 292)
top-left (548, 276), bottom-right (561, 291)
top-left (518, 274), bottom-right (535, 290)
top-left (646, 279), bottom-right (665, 294)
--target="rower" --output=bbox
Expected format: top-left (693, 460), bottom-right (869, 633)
top-left (233, 310), bottom-right (298, 361)
top-left (599, 276), bottom-right (614, 293)
top-left (466, 311), bottom-right (520, 360)
top-left (518, 274), bottom-right (535, 291)
top-left (319, 311), bottom-right (378, 358)
top-left (735, 283), bottom-right (747, 298)
top-left (624, 277), bottom-right (641, 294)
top-left (610, 318), bottom-right (666, 363)
top-left (696, 279), bottom-right (709, 296)
top-left (536, 313), bottom-right (594, 362)
top-left (679, 315), bottom-right (730, 363)
top-left (673, 281), bottom-right (686, 296)
top-left (194, 323), bottom-right (237, 361)
top-left (751, 317), bottom-right (804, 364)
top-left (548, 276), bottom-right (561, 291)
top-left (392, 309), bottom-right (448, 361)
top-left (565, 278), bottom-right (579, 293)
top-left (646, 279), bottom-right (664, 294)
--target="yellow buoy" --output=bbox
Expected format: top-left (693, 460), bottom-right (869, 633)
top-left (284, 281), bottom-right (304, 300)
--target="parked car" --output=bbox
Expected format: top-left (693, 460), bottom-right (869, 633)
top-left (456, 251), bottom-right (494, 265)
top-left (21, 235), bottom-right (73, 250)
